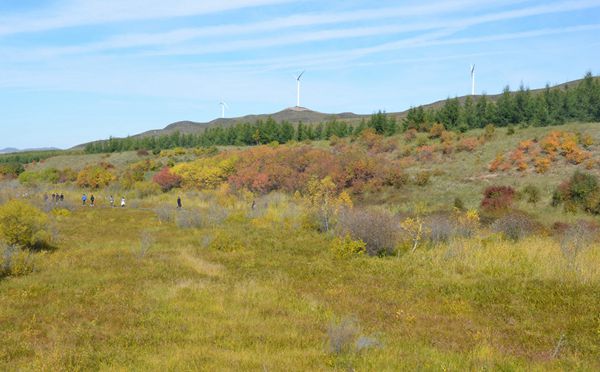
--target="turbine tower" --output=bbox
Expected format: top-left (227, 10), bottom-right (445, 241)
top-left (470, 64), bottom-right (475, 96)
top-left (219, 101), bottom-right (229, 119)
top-left (295, 70), bottom-right (305, 107)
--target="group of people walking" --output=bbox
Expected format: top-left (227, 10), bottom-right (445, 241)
top-left (44, 192), bottom-right (185, 210)
top-left (44, 193), bottom-right (64, 203)
top-left (81, 194), bottom-right (126, 208)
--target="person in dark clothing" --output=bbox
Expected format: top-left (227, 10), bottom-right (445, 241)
top-left (177, 196), bottom-right (182, 208)
top-left (60, 194), bottom-right (64, 202)
top-left (51, 193), bottom-right (56, 202)
top-left (90, 195), bottom-right (95, 207)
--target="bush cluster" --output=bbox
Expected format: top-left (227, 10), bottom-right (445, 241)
top-left (337, 208), bottom-right (398, 256)
top-left (552, 171), bottom-right (600, 214)
top-left (481, 186), bottom-right (516, 213)
top-left (0, 200), bottom-right (50, 249)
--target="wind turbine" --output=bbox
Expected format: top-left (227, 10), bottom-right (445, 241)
top-left (470, 64), bottom-right (475, 96)
top-left (295, 70), bottom-right (305, 107)
top-left (219, 101), bottom-right (229, 119)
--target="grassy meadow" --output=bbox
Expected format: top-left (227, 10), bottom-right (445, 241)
top-left (1, 122), bottom-right (600, 370)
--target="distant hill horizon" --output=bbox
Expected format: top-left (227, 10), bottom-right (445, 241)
top-left (0, 147), bottom-right (61, 154)
top-left (74, 75), bottom-right (597, 150)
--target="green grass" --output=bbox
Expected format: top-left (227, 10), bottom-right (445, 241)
top-left (2, 122), bottom-right (600, 369)
top-left (1, 198), bottom-right (599, 370)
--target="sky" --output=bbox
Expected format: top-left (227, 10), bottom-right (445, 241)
top-left (0, 0), bottom-right (599, 149)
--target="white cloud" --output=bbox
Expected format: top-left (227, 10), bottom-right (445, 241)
top-left (0, 0), bottom-right (298, 36)
top-left (8, 0), bottom-right (599, 61)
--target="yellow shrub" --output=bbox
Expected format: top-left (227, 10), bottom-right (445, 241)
top-left (76, 165), bottom-right (115, 188)
top-left (0, 200), bottom-right (49, 249)
top-left (330, 234), bottom-right (366, 258)
top-left (0, 245), bottom-right (35, 277)
top-left (172, 157), bottom-right (237, 189)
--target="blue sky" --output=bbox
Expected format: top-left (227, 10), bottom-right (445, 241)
top-left (0, 0), bottom-right (599, 149)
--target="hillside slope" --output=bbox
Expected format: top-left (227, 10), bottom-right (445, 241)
top-left (75, 75), bottom-right (598, 149)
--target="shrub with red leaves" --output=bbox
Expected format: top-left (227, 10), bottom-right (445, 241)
top-left (152, 167), bottom-right (182, 192)
top-left (481, 186), bottom-right (516, 212)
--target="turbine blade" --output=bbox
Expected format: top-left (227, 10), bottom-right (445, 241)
top-left (297, 70), bottom-right (305, 80)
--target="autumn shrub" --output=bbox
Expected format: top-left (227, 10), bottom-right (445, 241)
top-left (383, 167), bottom-right (409, 188)
top-left (337, 208), bottom-right (398, 256)
top-left (488, 154), bottom-right (504, 172)
top-left (565, 148), bottom-right (590, 165)
top-left (415, 145), bottom-right (435, 161)
top-left (76, 165), bottom-right (115, 188)
top-left (584, 159), bottom-right (596, 170)
top-left (152, 167), bottom-right (182, 192)
top-left (136, 149), bottom-right (149, 156)
top-left (481, 186), bottom-right (516, 213)
top-left (18, 168), bottom-right (61, 185)
top-left (0, 162), bottom-right (25, 179)
top-left (453, 197), bottom-right (465, 211)
top-left (552, 171), bottom-right (600, 214)
top-left (491, 211), bottom-right (538, 242)
top-left (580, 133), bottom-right (594, 148)
top-left (534, 156), bottom-right (551, 174)
top-left (559, 220), bottom-right (598, 264)
top-left (425, 213), bottom-right (455, 244)
top-left (403, 129), bottom-right (417, 142)
top-left (0, 244), bottom-right (35, 278)
top-left (175, 209), bottom-right (204, 229)
top-left (428, 123), bottom-right (445, 139)
top-left (172, 156), bottom-right (236, 190)
top-left (330, 234), bottom-right (366, 258)
top-left (521, 185), bottom-right (541, 205)
top-left (456, 137), bottom-right (479, 152)
top-left (0, 200), bottom-right (50, 249)
top-left (484, 124), bottom-right (495, 140)
top-left (415, 135), bottom-right (428, 147)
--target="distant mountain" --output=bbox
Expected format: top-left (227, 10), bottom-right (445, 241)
top-left (131, 107), bottom-right (364, 139)
top-left (75, 75), bottom-right (598, 149)
top-left (0, 147), bottom-right (60, 154)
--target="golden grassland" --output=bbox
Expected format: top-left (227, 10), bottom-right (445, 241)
top-left (1, 191), bottom-right (599, 370)
top-left (2, 122), bottom-right (600, 370)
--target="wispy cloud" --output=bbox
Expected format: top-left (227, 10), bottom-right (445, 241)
top-left (9, 0), bottom-right (598, 61)
top-left (0, 0), bottom-right (298, 36)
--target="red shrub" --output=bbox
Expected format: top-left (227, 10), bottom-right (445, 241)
top-left (481, 186), bottom-right (516, 212)
top-left (153, 167), bottom-right (182, 192)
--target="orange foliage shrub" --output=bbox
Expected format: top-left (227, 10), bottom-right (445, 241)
top-left (456, 137), bottom-right (479, 152)
top-left (227, 144), bottom-right (402, 194)
top-left (404, 129), bottom-right (417, 142)
top-left (585, 159), bottom-right (597, 170)
top-left (518, 140), bottom-right (535, 153)
top-left (491, 130), bottom-right (594, 173)
top-left (534, 157), bottom-right (551, 174)
top-left (489, 154), bottom-right (504, 172)
top-left (566, 149), bottom-right (591, 165)
top-left (415, 145), bottom-right (435, 161)
top-left (429, 123), bottom-right (445, 138)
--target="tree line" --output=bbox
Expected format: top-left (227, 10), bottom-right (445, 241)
top-left (84, 72), bottom-right (599, 154)
top-left (405, 72), bottom-right (600, 131)
top-left (84, 113), bottom-right (397, 153)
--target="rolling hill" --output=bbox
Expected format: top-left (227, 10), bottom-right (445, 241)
top-left (76, 75), bottom-right (597, 149)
